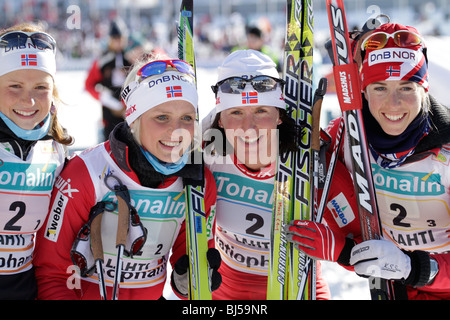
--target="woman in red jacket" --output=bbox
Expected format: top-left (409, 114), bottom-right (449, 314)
top-left (34, 57), bottom-right (220, 300)
top-left (287, 23), bottom-right (450, 300)
top-left (205, 49), bottom-right (331, 299)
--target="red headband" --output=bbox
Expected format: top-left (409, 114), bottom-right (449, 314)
top-left (360, 23), bottom-right (428, 91)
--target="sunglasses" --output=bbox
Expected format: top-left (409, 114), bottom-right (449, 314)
top-left (212, 75), bottom-right (284, 95)
top-left (361, 30), bottom-right (424, 51)
top-left (0, 31), bottom-right (56, 52)
top-left (136, 59), bottom-right (195, 82)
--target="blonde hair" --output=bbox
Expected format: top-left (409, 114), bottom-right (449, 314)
top-left (0, 23), bottom-right (73, 146)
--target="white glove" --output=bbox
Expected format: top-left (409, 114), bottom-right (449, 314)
top-left (99, 90), bottom-right (123, 111)
top-left (350, 239), bottom-right (411, 281)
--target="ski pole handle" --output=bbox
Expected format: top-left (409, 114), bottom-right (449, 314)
top-left (311, 78), bottom-right (327, 152)
top-left (90, 211), bottom-right (107, 300)
top-left (90, 212), bottom-right (104, 261)
top-left (116, 196), bottom-right (129, 247)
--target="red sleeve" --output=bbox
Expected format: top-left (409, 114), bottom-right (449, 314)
top-left (427, 253), bottom-right (450, 291)
top-left (84, 60), bottom-right (102, 100)
top-left (322, 161), bottom-right (362, 238)
top-left (319, 145), bottom-right (363, 271)
top-left (324, 116), bottom-right (346, 162)
top-left (204, 168), bottom-right (218, 249)
top-left (34, 156), bottom-right (97, 300)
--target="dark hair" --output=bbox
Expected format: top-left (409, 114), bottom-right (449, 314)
top-left (246, 26), bottom-right (262, 38)
top-left (204, 108), bottom-right (302, 157)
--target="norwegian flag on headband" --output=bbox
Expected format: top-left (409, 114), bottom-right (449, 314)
top-left (241, 91), bottom-right (258, 104)
top-left (386, 65), bottom-right (401, 77)
top-left (166, 86), bottom-right (183, 98)
top-left (360, 23), bottom-right (429, 91)
top-left (21, 54), bottom-right (38, 66)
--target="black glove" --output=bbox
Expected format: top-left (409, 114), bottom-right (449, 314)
top-left (171, 248), bottom-right (222, 298)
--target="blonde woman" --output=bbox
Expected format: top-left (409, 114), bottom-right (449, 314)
top-left (34, 57), bottom-right (220, 299)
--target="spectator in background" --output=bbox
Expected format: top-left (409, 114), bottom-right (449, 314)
top-left (85, 18), bottom-right (131, 141)
top-left (233, 25), bottom-right (281, 73)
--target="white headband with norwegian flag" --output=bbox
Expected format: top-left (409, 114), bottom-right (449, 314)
top-left (122, 71), bottom-right (198, 125)
top-left (0, 39), bottom-right (56, 78)
top-left (214, 49), bottom-right (285, 113)
top-left (215, 86), bottom-right (285, 113)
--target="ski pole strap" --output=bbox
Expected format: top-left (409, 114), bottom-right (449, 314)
top-left (70, 201), bottom-right (116, 277)
top-left (313, 77), bottom-right (328, 106)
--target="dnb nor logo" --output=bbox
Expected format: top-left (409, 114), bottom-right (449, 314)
top-left (327, 192), bottom-right (355, 228)
top-left (166, 86), bottom-right (183, 98)
top-left (21, 54), bottom-right (37, 66)
top-left (241, 91), bottom-right (258, 104)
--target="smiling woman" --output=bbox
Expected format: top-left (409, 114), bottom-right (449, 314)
top-left (287, 22), bottom-right (450, 300)
top-left (0, 70), bottom-right (54, 131)
top-left (0, 23), bottom-right (72, 146)
top-left (33, 56), bottom-right (221, 300)
top-left (364, 80), bottom-right (426, 136)
top-left (219, 105), bottom-right (281, 171)
top-left (204, 49), bottom-right (331, 300)
top-left (138, 100), bottom-right (196, 164)
top-left (0, 22), bottom-right (72, 300)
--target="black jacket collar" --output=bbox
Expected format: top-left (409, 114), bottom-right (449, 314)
top-left (404, 95), bottom-right (450, 163)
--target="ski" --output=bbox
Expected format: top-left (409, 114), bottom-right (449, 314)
top-left (177, 0), bottom-right (211, 300)
top-left (296, 78), bottom-right (328, 300)
top-left (289, 0), bottom-right (315, 301)
top-left (267, 0), bottom-right (314, 300)
top-left (325, 0), bottom-right (394, 300)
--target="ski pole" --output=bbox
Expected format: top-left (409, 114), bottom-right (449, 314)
top-left (104, 175), bottom-right (131, 301)
top-left (293, 78), bottom-right (328, 300)
top-left (112, 189), bottom-right (129, 300)
top-left (178, 0), bottom-right (212, 300)
top-left (311, 78), bottom-right (328, 221)
top-left (90, 212), bottom-right (107, 300)
top-left (325, 0), bottom-right (394, 300)
top-left (309, 77), bottom-right (327, 300)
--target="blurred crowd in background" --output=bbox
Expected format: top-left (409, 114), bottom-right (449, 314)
top-left (1, 0), bottom-right (449, 71)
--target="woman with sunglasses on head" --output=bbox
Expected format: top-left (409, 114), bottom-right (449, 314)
top-left (33, 57), bottom-right (221, 300)
top-left (0, 23), bottom-right (73, 300)
top-left (204, 49), bottom-right (331, 299)
top-left (286, 23), bottom-right (450, 300)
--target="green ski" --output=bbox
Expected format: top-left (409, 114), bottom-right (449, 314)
top-left (267, 0), bottom-right (315, 300)
top-left (177, 0), bottom-right (211, 300)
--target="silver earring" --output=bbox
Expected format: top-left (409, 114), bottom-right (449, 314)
top-left (50, 103), bottom-right (57, 115)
